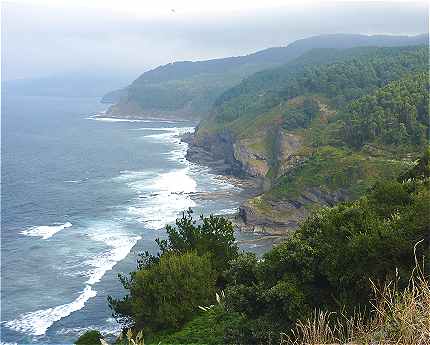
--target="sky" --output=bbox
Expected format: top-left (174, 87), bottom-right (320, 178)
top-left (1, 0), bottom-right (428, 83)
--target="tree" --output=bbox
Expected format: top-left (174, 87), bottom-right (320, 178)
top-left (222, 153), bottom-right (430, 342)
top-left (108, 210), bottom-right (238, 335)
top-left (156, 209), bottom-right (238, 274)
top-left (75, 330), bottom-right (103, 345)
top-left (109, 251), bottom-right (216, 334)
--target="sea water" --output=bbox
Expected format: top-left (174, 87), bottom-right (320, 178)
top-left (1, 94), bottom-right (267, 344)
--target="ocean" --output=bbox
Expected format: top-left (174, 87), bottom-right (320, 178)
top-left (1, 94), bottom-right (268, 344)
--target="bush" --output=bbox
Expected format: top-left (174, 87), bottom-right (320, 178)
top-left (156, 209), bottom-right (238, 274)
top-left (75, 330), bottom-right (103, 345)
top-left (109, 251), bottom-right (216, 334)
top-left (282, 256), bottom-right (430, 345)
top-left (223, 150), bottom-right (430, 341)
top-left (150, 306), bottom-right (246, 345)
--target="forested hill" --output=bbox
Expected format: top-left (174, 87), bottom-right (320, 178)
top-left (208, 45), bottom-right (428, 124)
top-left (104, 33), bottom-right (427, 119)
top-left (191, 44), bottom-right (429, 234)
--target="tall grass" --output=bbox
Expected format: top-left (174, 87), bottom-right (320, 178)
top-left (281, 249), bottom-right (430, 345)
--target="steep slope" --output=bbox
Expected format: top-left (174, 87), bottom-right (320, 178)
top-left (191, 45), bottom-right (429, 234)
top-left (105, 33), bottom-right (427, 119)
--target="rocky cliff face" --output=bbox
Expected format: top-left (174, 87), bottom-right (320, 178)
top-left (186, 126), bottom-right (316, 235)
top-left (186, 130), bottom-right (246, 177)
top-left (186, 112), bottom-right (356, 236)
top-left (238, 187), bottom-right (349, 235)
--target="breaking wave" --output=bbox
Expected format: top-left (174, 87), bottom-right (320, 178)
top-left (21, 222), bottom-right (72, 240)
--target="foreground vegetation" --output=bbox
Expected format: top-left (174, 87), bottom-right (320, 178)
top-left (77, 148), bottom-right (429, 344)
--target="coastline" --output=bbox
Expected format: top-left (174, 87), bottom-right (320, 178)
top-left (92, 109), bottom-right (290, 241)
top-left (182, 131), bottom-right (292, 240)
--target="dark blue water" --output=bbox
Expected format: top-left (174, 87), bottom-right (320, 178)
top-left (1, 94), bottom-right (267, 345)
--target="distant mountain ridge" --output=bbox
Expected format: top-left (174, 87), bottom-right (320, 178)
top-left (105, 33), bottom-right (428, 119)
top-left (2, 72), bottom-right (134, 98)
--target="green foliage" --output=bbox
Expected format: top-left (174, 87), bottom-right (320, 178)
top-left (156, 209), bottom-right (238, 274)
top-left (270, 146), bottom-right (408, 199)
top-left (149, 306), bottom-right (245, 345)
top-left (210, 45), bottom-right (428, 125)
top-left (222, 152), bottom-right (430, 342)
top-left (280, 97), bottom-right (321, 130)
top-left (118, 34), bottom-right (428, 117)
top-left (342, 72), bottom-right (429, 148)
top-left (399, 146), bottom-right (430, 182)
top-left (126, 63), bottom-right (275, 115)
top-left (108, 211), bottom-right (238, 336)
top-left (75, 330), bottom-right (103, 345)
top-left (109, 251), bottom-right (216, 334)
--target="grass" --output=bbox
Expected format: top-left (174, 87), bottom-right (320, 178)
top-left (269, 146), bottom-right (410, 200)
top-left (281, 248), bottom-right (430, 345)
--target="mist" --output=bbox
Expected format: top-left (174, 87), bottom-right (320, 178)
top-left (2, 1), bottom-right (428, 82)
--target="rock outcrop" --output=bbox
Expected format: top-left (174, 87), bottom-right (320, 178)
top-left (238, 187), bottom-right (349, 235)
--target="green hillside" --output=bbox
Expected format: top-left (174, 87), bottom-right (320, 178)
top-left (93, 150), bottom-right (429, 345)
top-left (105, 34), bottom-right (427, 119)
top-left (193, 45), bottom-right (429, 229)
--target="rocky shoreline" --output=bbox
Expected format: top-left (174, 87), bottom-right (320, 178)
top-left (182, 129), bottom-right (352, 237)
top-left (182, 131), bottom-right (296, 237)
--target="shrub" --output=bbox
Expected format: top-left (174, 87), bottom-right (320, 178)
top-left (156, 209), bottom-right (238, 274)
top-left (282, 253), bottom-right (430, 345)
top-left (109, 251), bottom-right (216, 334)
top-left (75, 330), bottom-right (103, 345)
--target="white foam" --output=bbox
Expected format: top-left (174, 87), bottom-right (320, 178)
top-left (21, 222), bottom-right (72, 240)
top-left (3, 286), bottom-right (96, 336)
top-left (86, 116), bottom-right (146, 123)
top-left (119, 124), bottom-right (241, 229)
top-left (143, 126), bottom-right (194, 141)
top-left (130, 127), bottom-right (192, 132)
top-left (84, 230), bottom-right (141, 285)
top-left (125, 167), bottom-right (197, 229)
top-left (9, 221), bottom-right (141, 337)
top-left (87, 116), bottom-right (181, 123)
top-left (56, 317), bottom-right (123, 337)
top-left (217, 207), bottom-right (238, 215)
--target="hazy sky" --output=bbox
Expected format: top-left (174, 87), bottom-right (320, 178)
top-left (1, 0), bottom-right (428, 82)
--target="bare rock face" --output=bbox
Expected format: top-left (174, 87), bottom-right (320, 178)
top-left (233, 141), bottom-right (270, 177)
top-left (186, 130), bottom-right (247, 177)
top-left (186, 119), bottom-right (351, 236)
top-left (238, 187), bottom-right (349, 235)
top-left (276, 131), bottom-right (305, 177)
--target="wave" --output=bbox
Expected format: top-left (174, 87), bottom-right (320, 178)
top-left (4, 122), bottom-right (237, 340)
top-left (142, 127), bottom-right (194, 165)
top-left (5, 225), bottom-right (140, 336)
top-left (64, 178), bottom-right (88, 183)
top-left (125, 167), bottom-right (197, 229)
top-left (130, 126), bottom-right (193, 132)
top-left (84, 229), bottom-right (141, 285)
top-left (87, 116), bottom-right (183, 124)
top-left (143, 126), bottom-right (194, 142)
top-left (21, 222), bottom-right (72, 240)
top-left (217, 207), bottom-right (239, 215)
top-left (3, 286), bottom-right (96, 336)
top-left (56, 317), bottom-right (123, 337)
top-left (87, 117), bottom-right (147, 123)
